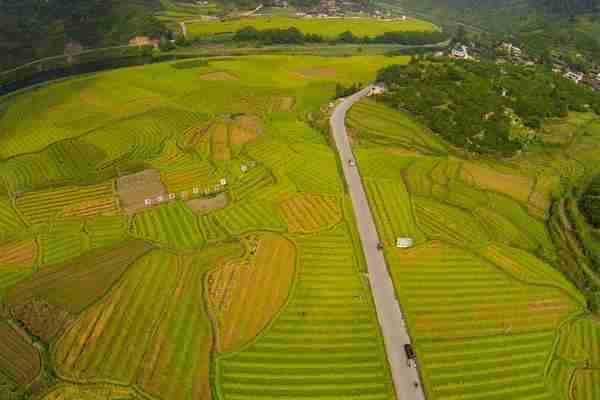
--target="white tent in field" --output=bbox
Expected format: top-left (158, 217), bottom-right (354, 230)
top-left (396, 237), bottom-right (414, 249)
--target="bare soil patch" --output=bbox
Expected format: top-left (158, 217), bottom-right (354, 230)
top-left (186, 193), bottom-right (229, 215)
top-left (117, 169), bottom-right (167, 215)
top-left (299, 67), bottom-right (337, 77)
top-left (200, 71), bottom-right (239, 81)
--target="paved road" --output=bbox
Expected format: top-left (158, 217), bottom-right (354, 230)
top-left (330, 87), bottom-right (426, 400)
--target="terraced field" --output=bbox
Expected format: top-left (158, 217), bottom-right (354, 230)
top-left (349, 98), bottom-right (599, 400)
top-left (0, 56), bottom-right (409, 399)
top-left (217, 225), bottom-right (394, 400)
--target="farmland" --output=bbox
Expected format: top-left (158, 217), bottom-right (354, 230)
top-left (348, 96), bottom-right (600, 400)
top-left (187, 15), bottom-right (438, 39)
top-left (0, 55), bottom-right (406, 399)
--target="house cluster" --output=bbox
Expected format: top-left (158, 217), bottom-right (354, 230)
top-left (552, 61), bottom-right (600, 91)
top-left (499, 42), bottom-right (522, 58)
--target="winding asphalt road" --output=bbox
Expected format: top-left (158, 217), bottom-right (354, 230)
top-left (330, 87), bottom-right (426, 400)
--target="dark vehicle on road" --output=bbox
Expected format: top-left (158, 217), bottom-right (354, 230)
top-left (404, 344), bottom-right (416, 362)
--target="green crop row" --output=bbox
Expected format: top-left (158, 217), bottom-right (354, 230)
top-left (217, 224), bottom-right (394, 400)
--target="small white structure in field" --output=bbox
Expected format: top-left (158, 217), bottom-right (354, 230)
top-left (220, 178), bottom-right (227, 186)
top-left (368, 83), bottom-right (386, 96)
top-left (156, 196), bottom-right (164, 203)
top-left (193, 187), bottom-right (200, 194)
top-left (396, 237), bottom-right (414, 249)
top-left (401, 15), bottom-right (407, 21)
top-left (144, 199), bottom-right (152, 206)
top-left (168, 193), bottom-right (176, 200)
top-left (241, 165), bottom-right (248, 173)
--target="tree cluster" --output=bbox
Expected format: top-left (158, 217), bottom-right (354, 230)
top-left (336, 30), bottom-right (448, 45)
top-left (232, 26), bottom-right (447, 45)
top-left (376, 60), bottom-right (600, 154)
top-left (334, 83), bottom-right (363, 98)
top-left (233, 26), bottom-right (323, 44)
top-left (0, 0), bottom-right (167, 70)
top-left (579, 175), bottom-right (600, 228)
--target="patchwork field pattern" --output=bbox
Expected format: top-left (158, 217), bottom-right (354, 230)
top-left (207, 233), bottom-right (295, 352)
top-left (279, 193), bottom-right (341, 233)
top-left (131, 201), bottom-right (206, 249)
top-left (15, 182), bottom-right (118, 225)
top-left (0, 239), bottom-right (37, 267)
top-left (386, 242), bottom-right (581, 400)
top-left (217, 225), bottom-right (394, 400)
top-left (350, 98), bottom-right (596, 400)
top-left (0, 56), bottom-right (415, 399)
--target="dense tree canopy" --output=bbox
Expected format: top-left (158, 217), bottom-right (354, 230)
top-left (0, 0), bottom-right (167, 70)
top-left (376, 60), bottom-right (600, 154)
top-left (580, 175), bottom-right (600, 228)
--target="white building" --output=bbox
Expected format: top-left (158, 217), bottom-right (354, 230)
top-left (451, 45), bottom-right (469, 60)
top-left (564, 71), bottom-right (584, 84)
top-left (501, 42), bottom-right (522, 57)
top-left (396, 237), bottom-right (414, 249)
top-left (596, 72), bottom-right (600, 81)
top-left (367, 83), bottom-right (386, 96)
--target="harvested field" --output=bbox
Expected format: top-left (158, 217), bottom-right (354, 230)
top-left (200, 71), bottom-right (239, 81)
top-left (0, 239), bottom-right (37, 266)
top-left (15, 182), bottom-right (118, 225)
top-left (207, 233), bottom-right (295, 352)
top-left (116, 169), bottom-right (167, 214)
top-left (279, 193), bottom-right (341, 233)
top-left (187, 193), bottom-right (229, 215)
top-left (0, 320), bottom-right (41, 387)
top-left (298, 67), bottom-right (337, 77)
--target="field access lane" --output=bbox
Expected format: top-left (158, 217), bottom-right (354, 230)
top-left (330, 87), bottom-right (426, 400)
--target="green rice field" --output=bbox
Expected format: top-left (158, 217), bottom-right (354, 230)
top-left (0, 55), bottom-right (408, 400)
top-left (349, 98), bottom-right (600, 400)
top-left (187, 15), bottom-right (438, 38)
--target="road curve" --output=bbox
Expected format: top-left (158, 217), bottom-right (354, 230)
top-left (330, 87), bottom-right (426, 400)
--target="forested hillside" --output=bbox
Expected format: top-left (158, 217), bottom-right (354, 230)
top-left (0, 0), bottom-right (167, 70)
